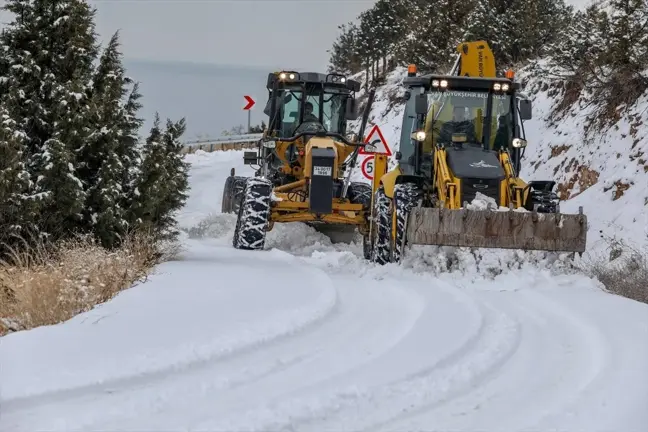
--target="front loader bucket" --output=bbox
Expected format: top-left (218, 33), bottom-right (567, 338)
top-left (406, 207), bottom-right (587, 253)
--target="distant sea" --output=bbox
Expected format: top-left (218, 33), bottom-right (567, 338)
top-left (123, 59), bottom-right (271, 141)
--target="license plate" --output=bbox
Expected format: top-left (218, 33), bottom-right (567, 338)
top-left (313, 166), bottom-right (332, 176)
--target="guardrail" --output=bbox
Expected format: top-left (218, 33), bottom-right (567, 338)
top-left (181, 133), bottom-right (262, 154)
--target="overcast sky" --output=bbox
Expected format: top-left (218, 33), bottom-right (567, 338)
top-left (1, 0), bottom-right (594, 71)
top-left (1, 0), bottom-right (377, 71)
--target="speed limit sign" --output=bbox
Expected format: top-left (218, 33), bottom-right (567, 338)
top-left (361, 156), bottom-right (374, 180)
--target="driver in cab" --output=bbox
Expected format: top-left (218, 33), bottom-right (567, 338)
top-left (303, 101), bottom-right (319, 123)
top-left (439, 105), bottom-right (477, 144)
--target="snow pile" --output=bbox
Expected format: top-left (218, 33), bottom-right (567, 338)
top-left (464, 191), bottom-right (527, 212)
top-left (181, 150), bottom-right (578, 282)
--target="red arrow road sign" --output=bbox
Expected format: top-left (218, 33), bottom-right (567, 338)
top-left (358, 124), bottom-right (392, 156)
top-left (243, 95), bottom-right (255, 110)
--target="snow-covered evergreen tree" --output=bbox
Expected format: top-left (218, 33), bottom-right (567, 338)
top-left (462, 1), bottom-right (507, 64)
top-left (0, 107), bottom-right (34, 245)
top-left (82, 31), bottom-right (130, 247)
top-left (328, 23), bottom-right (362, 74)
top-left (31, 78), bottom-right (88, 238)
top-left (547, 4), bottom-right (610, 83)
top-left (157, 118), bottom-right (190, 239)
top-left (130, 114), bottom-right (168, 234)
top-left (606, 0), bottom-right (648, 74)
top-left (119, 82), bottom-right (145, 226)
top-left (129, 114), bottom-right (189, 240)
top-left (0, 0), bottom-right (98, 240)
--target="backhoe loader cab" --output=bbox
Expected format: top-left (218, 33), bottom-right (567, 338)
top-left (227, 70), bottom-right (377, 251)
top-left (398, 74), bottom-right (529, 184)
top-left (367, 71), bottom-right (587, 264)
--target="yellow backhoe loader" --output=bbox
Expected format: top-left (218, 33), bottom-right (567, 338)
top-left (226, 71), bottom-right (378, 250)
top-left (365, 41), bottom-right (588, 264)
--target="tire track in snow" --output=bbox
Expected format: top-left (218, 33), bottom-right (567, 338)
top-left (112, 274), bottom-right (430, 432)
top-left (2, 257), bottom-right (341, 411)
top-left (192, 278), bottom-right (521, 432)
top-left (371, 276), bottom-right (612, 432)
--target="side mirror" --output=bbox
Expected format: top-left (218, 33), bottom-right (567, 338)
top-left (346, 79), bottom-right (361, 92)
top-left (519, 98), bottom-right (532, 120)
top-left (263, 99), bottom-right (272, 116)
top-left (415, 94), bottom-right (428, 115)
top-left (345, 98), bottom-right (359, 120)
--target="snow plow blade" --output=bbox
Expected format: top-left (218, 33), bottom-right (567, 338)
top-left (406, 207), bottom-right (587, 253)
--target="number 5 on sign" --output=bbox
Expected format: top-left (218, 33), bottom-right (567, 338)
top-left (361, 156), bottom-right (374, 180)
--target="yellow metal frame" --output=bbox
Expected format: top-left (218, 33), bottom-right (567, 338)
top-left (260, 133), bottom-right (370, 233)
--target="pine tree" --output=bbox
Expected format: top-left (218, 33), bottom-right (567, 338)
top-left (157, 118), bottom-right (190, 239)
top-left (82, 31), bottom-right (130, 247)
top-left (606, 0), bottom-right (648, 73)
top-left (0, 107), bottom-right (34, 246)
top-left (462, 1), bottom-right (507, 65)
top-left (547, 4), bottom-right (609, 84)
top-left (0, 0), bottom-right (99, 241)
top-left (30, 78), bottom-right (88, 238)
top-left (328, 23), bottom-right (362, 74)
top-left (130, 114), bottom-right (168, 235)
top-left (120, 81), bottom-right (144, 226)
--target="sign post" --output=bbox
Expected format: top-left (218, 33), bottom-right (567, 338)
top-left (243, 95), bottom-right (255, 132)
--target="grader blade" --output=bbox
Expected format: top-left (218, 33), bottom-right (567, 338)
top-left (406, 207), bottom-right (587, 253)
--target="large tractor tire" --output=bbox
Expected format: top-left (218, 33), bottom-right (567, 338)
top-left (221, 175), bottom-right (247, 214)
top-left (347, 182), bottom-right (372, 208)
top-left (371, 185), bottom-right (393, 265)
top-left (232, 178), bottom-right (273, 250)
top-left (392, 182), bottom-right (423, 263)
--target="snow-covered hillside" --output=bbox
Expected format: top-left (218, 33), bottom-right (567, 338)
top-left (2, 148), bottom-right (648, 431)
top-left (348, 65), bottom-right (648, 256)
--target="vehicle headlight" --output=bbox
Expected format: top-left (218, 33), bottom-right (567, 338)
top-left (512, 138), bottom-right (527, 148)
top-left (289, 73), bottom-right (295, 79)
top-left (493, 83), bottom-right (502, 91)
top-left (440, 79), bottom-right (448, 88)
top-left (411, 130), bottom-right (426, 141)
top-left (279, 72), bottom-right (287, 80)
top-left (263, 139), bottom-right (276, 149)
top-left (502, 83), bottom-right (510, 91)
top-left (432, 80), bottom-right (440, 87)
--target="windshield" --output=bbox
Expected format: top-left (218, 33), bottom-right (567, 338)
top-left (273, 86), bottom-right (349, 138)
top-left (399, 88), bottom-right (513, 165)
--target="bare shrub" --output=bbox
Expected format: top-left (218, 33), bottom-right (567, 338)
top-left (0, 231), bottom-right (180, 336)
top-left (582, 235), bottom-right (648, 304)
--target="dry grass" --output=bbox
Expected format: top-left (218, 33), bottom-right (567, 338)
top-left (582, 236), bottom-right (648, 304)
top-left (0, 232), bottom-right (181, 336)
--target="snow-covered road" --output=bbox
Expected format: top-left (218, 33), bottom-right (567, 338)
top-left (2, 150), bottom-right (647, 431)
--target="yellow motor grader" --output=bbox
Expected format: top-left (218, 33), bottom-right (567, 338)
top-left (226, 71), bottom-right (378, 250)
top-left (365, 41), bottom-right (588, 264)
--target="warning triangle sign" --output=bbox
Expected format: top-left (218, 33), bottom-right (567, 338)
top-left (358, 124), bottom-right (392, 156)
